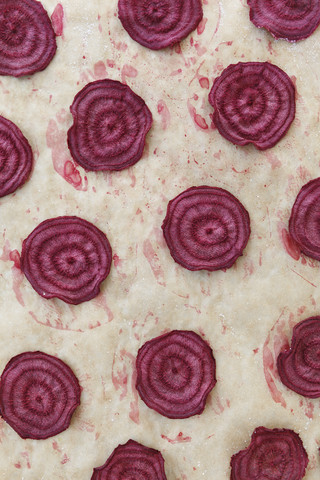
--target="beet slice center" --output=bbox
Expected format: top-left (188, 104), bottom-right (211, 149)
top-left (20, 216), bottom-right (112, 305)
top-left (162, 185), bottom-right (250, 271)
top-left (0, 351), bottom-right (80, 439)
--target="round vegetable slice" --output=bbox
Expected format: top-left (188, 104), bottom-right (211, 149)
top-left (67, 79), bottom-right (152, 171)
top-left (277, 316), bottom-right (320, 398)
top-left (136, 330), bottom-right (216, 419)
top-left (289, 177), bottom-right (320, 261)
top-left (162, 186), bottom-right (250, 271)
top-left (0, 0), bottom-right (57, 77)
top-left (230, 426), bottom-right (308, 480)
top-left (91, 439), bottom-right (167, 480)
top-left (0, 351), bottom-right (80, 439)
top-left (20, 216), bottom-right (112, 305)
top-left (118, 0), bottom-right (203, 50)
top-left (0, 115), bottom-right (33, 197)
top-left (247, 0), bottom-right (320, 42)
top-left (208, 62), bottom-right (295, 150)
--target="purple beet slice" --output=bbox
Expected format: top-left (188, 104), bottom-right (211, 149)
top-left (277, 317), bottom-right (320, 398)
top-left (67, 79), bottom-right (152, 171)
top-left (247, 0), bottom-right (320, 42)
top-left (20, 216), bottom-right (112, 305)
top-left (162, 186), bottom-right (250, 271)
top-left (289, 178), bottom-right (320, 261)
top-left (230, 426), bottom-right (308, 480)
top-left (118, 0), bottom-right (203, 50)
top-left (208, 62), bottom-right (295, 150)
top-left (0, 0), bottom-right (57, 77)
top-left (136, 330), bottom-right (216, 419)
top-left (0, 115), bottom-right (33, 197)
top-left (91, 439), bottom-right (167, 480)
top-left (0, 351), bottom-right (80, 439)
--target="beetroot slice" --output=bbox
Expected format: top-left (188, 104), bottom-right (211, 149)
top-left (91, 439), bottom-right (167, 480)
top-left (20, 216), bottom-right (112, 305)
top-left (288, 178), bottom-right (320, 261)
top-left (118, 0), bottom-right (203, 50)
top-left (0, 0), bottom-right (57, 77)
top-left (208, 62), bottom-right (295, 150)
top-left (0, 351), bottom-right (80, 439)
top-left (162, 186), bottom-right (250, 271)
top-left (247, 0), bottom-right (320, 42)
top-left (67, 79), bottom-right (152, 171)
top-left (277, 317), bottom-right (320, 398)
top-left (0, 116), bottom-right (33, 197)
top-left (136, 330), bottom-right (216, 419)
top-left (230, 426), bottom-right (308, 480)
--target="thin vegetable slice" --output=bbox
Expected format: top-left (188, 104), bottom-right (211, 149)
top-left (277, 317), bottom-right (320, 398)
top-left (162, 186), bottom-right (250, 271)
top-left (91, 439), bottom-right (167, 480)
top-left (289, 177), bottom-right (320, 261)
top-left (20, 216), bottom-right (112, 305)
top-left (67, 79), bottom-right (152, 171)
top-left (136, 330), bottom-right (216, 419)
top-left (208, 62), bottom-right (295, 150)
top-left (0, 351), bottom-right (80, 439)
top-left (230, 426), bottom-right (308, 480)
top-left (0, 115), bottom-right (33, 197)
top-left (247, 0), bottom-right (320, 42)
top-left (118, 0), bottom-right (203, 50)
top-left (0, 0), bottom-right (57, 77)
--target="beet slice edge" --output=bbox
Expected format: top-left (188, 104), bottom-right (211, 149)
top-left (91, 439), bottom-right (167, 480)
top-left (67, 79), bottom-right (152, 171)
top-left (0, 0), bottom-right (57, 77)
top-left (247, 0), bottom-right (320, 42)
top-left (162, 185), bottom-right (250, 271)
top-left (20, 216), bottom-right (112, 305)
top-left (0, 351), bottom-right (80, 439)
top-left (208, 62), bottom-right (295, 150)
top-left (118, 0), bottom-right (203, 50)
top-left (230, 426), bottom-right (308, 480)
top-left (277, 316), bottom-right (320, 398)
top-left (136, 330), bottom-right (216, 419)
top-left (0, 115), bottom-right (33, 197)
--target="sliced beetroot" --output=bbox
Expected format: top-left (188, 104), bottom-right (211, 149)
top-left (289, 178), bottom-right (320, 261)
top-left (247, 0), bottom-right (320, 42)
top-left (162, 186), bottom-right (250, 271)
top-left (20, 216), bottom-right (112, 305)
top-left (118, 0), bottom-right (203, 50)
top-left (136, 330), bottom-right (216, 419)
top-left (67, 79), bottom-right (152, 171)
top-left (0, 0), bottom-right (57, 77)
top-left (91, 439), bottom-right (167, 480)
top-left (277, 317), bottom-right (320, 398)
top-left (230, 426), bottom-right (308, 480)
top-left (208, 62), bottom-right (295, 150)
top-left (0, 351), bottom-right (80, 439)
top-left (0, 116), bottom-right (33, 197)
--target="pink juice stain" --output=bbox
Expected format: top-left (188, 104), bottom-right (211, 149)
top-left (281, 228), bottom-right (301, 261)
top-left (187, 100), bottom-right (208, 130)
top-left (157, 100), bottom-right (170, 130)
top-left (94, 61), bottom-right (107, 78)
top-left (121, 64), bottom-right (138, 84)
top-left (161, 432), bottom-right (192, 444)
top-left (142, 239), bottom-right (166, 286)
top-left (0, 242), bottom-right (24, 306)
top-left (51, 4), bottom-right (64, 37)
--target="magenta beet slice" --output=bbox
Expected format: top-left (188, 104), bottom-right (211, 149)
top-left (277, 317), bottom-right (320, 398)
top-left (91, 439), bottom-right (167, 480)
top-left (20, 216), bottom-right (112, 305)
top-left (230, 426), bottom-right (308, 480)
top-left (162, 186), bottom-right (250, 271)
top-left (0, 115), bottom-right (33, 197)
top-left (118, 0), bottom-right (203, 50)
top-left (67, 79), bottom-right (152, 171)
top-left (0, 351), bottom-right (80, 439)
top-left (208, 62), bottom-right (295, 150)
top-left (136, 330), bottom-right (216, 419)
top-left (0, 0), bottom-right (57, 77)
top-left (288, 178), bottom-right (320, 261)
top-left (247, 0), bottom-right (320, 42)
